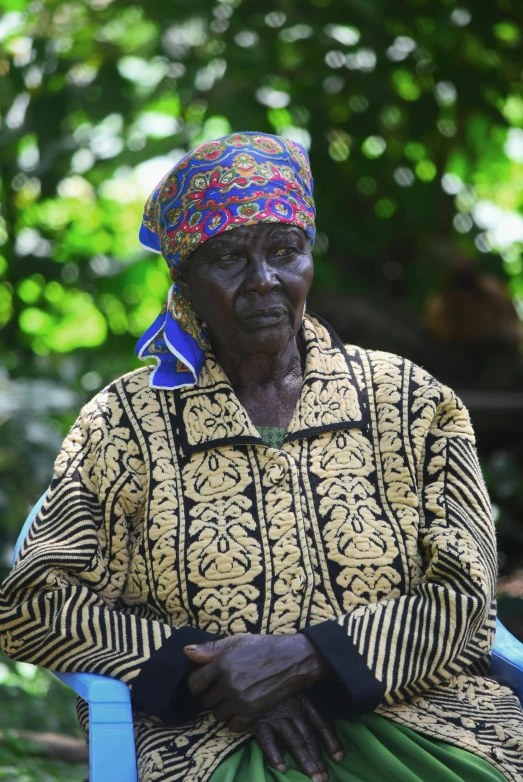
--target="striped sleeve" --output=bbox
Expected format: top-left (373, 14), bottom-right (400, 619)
top-left (303, 383), bottom-right (497, 715)
top-left (0, 397), bottom-right (214, 720)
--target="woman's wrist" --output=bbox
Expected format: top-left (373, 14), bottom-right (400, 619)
top-left (294, 632), bottom-right (330, 687)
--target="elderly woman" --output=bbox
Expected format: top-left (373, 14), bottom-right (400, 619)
top-left (1, 132), bottom-right (522, 782)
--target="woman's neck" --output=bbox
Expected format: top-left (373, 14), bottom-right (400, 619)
top-left (212, 336), bottom-right (305, 428)
top-left (215, 336), bottom-right (303, 389)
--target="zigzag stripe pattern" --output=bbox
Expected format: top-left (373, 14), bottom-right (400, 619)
top-left (341, 388), bottom-right (496, 707)
top-left (0, 411), bottom-right (174, 685)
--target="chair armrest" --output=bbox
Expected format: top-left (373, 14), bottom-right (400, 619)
top-left (491, 618), bottom-right (523, 704)
top-left (53, 671), bottom-right (132, 703)
top-left (53, 671), bottom-right (138, 782)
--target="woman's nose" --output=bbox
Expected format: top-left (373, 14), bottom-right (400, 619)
top-left (244, 256), bottom-right (278, 294)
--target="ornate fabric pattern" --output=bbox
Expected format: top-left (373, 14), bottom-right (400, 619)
top-left (139, 132), bottom-right (315, 270)
top-left (1, 313), bottom-right (522, 782)
top-left (136, 131), bottom-right (315, 391)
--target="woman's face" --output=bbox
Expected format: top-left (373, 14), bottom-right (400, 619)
top-left (178, 223), bottom-right (314, 359)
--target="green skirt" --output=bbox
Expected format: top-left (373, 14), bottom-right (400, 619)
top-left (210, 713), bottom-right (506, 782)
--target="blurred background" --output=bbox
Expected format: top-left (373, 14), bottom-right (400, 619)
top-left (1, 0), bottom-right (523, 778)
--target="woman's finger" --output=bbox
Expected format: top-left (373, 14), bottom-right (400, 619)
top-left (228, 713), bottom-right (254, 733)
top-left (211, 698), bottom-right (238, 725)
top-left (199, 682), bottom-right (223, 710)
top-left (187, 660), bottom-right (220, 696)
top-left (254, 723), bottom-right (286, 773)
top-left (304, 697), bottom-right (344, 761)
top-left (276, 718), bottom-right (327, 782)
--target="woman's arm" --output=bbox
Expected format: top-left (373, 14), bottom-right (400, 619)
top-left (0, 397), bottom-right (216, 722)
top-left (301, 383), bottom-right (496, 716)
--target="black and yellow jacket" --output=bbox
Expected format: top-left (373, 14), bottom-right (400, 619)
top-left (1, 314), bottom-right (522, 782)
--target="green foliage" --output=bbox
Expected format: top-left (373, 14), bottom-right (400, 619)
top-left (0, 651), bottom-right (81, 736)
top-left (0, 648), bottom-right (86, 781)
top-left (1, 0), bottom-right (522, 382)
top-left (0, 747), bottom-right (85, 782)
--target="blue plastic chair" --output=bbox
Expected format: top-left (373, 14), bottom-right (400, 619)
top-left (13, 493), bottom-right (138, 782)
top-left (11, 494), bottom-right (523, 781)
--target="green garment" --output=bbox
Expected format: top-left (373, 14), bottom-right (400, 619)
top-left (255, 425), bottom-right (287, 449)
top-left (210, 713), bottom-right (507, 782)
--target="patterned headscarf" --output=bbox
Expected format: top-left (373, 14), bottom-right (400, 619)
top-left (136, 131), bottom-right (316, 389)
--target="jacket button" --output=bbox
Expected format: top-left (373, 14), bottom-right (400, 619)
top-left (291, 576), bottom-right (305, 594)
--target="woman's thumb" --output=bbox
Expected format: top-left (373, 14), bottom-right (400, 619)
top-left (183, 637), bottom-right (229, 662)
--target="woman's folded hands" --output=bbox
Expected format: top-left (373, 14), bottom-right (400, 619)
top-left (184, 633), bottom-right (341, 781)
top-left (252, 691), bottom-right (343, 782)
top-left (183, 633), bottom-right (328, 730)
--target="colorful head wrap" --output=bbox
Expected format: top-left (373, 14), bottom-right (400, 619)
top-left (136, 131), bottom-right (316, 389)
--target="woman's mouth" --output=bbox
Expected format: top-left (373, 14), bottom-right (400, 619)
top-left (243, 307), bottom-right (288, 326)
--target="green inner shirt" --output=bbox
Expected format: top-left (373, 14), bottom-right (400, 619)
top-left (254, 425), bottom-right (286, 449)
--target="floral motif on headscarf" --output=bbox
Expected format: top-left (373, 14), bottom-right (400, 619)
top-left (136, 131), bottom-right (316, 390)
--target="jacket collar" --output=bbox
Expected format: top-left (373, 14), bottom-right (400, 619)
top-left (176, 313), bottom-right (369, 455)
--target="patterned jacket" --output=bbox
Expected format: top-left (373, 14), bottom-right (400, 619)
top-left (1, 314), bottom-right (522, 782)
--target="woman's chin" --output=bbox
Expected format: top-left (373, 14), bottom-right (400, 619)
top-left (237, 322), bottom-right (296, 356)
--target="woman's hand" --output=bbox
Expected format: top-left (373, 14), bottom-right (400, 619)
top-left (253, 691), bottom-right (343, 782)
top-left (183, 633), bottom-right (329, 731)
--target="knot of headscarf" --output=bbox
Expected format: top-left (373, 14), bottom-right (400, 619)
top-left (136, 131), bottom-right (316, 390)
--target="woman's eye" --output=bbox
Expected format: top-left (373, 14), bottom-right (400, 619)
top-left (216, 253), bottom-right (242, 264)
top-left (273, 246), bottom-right (297, 258)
